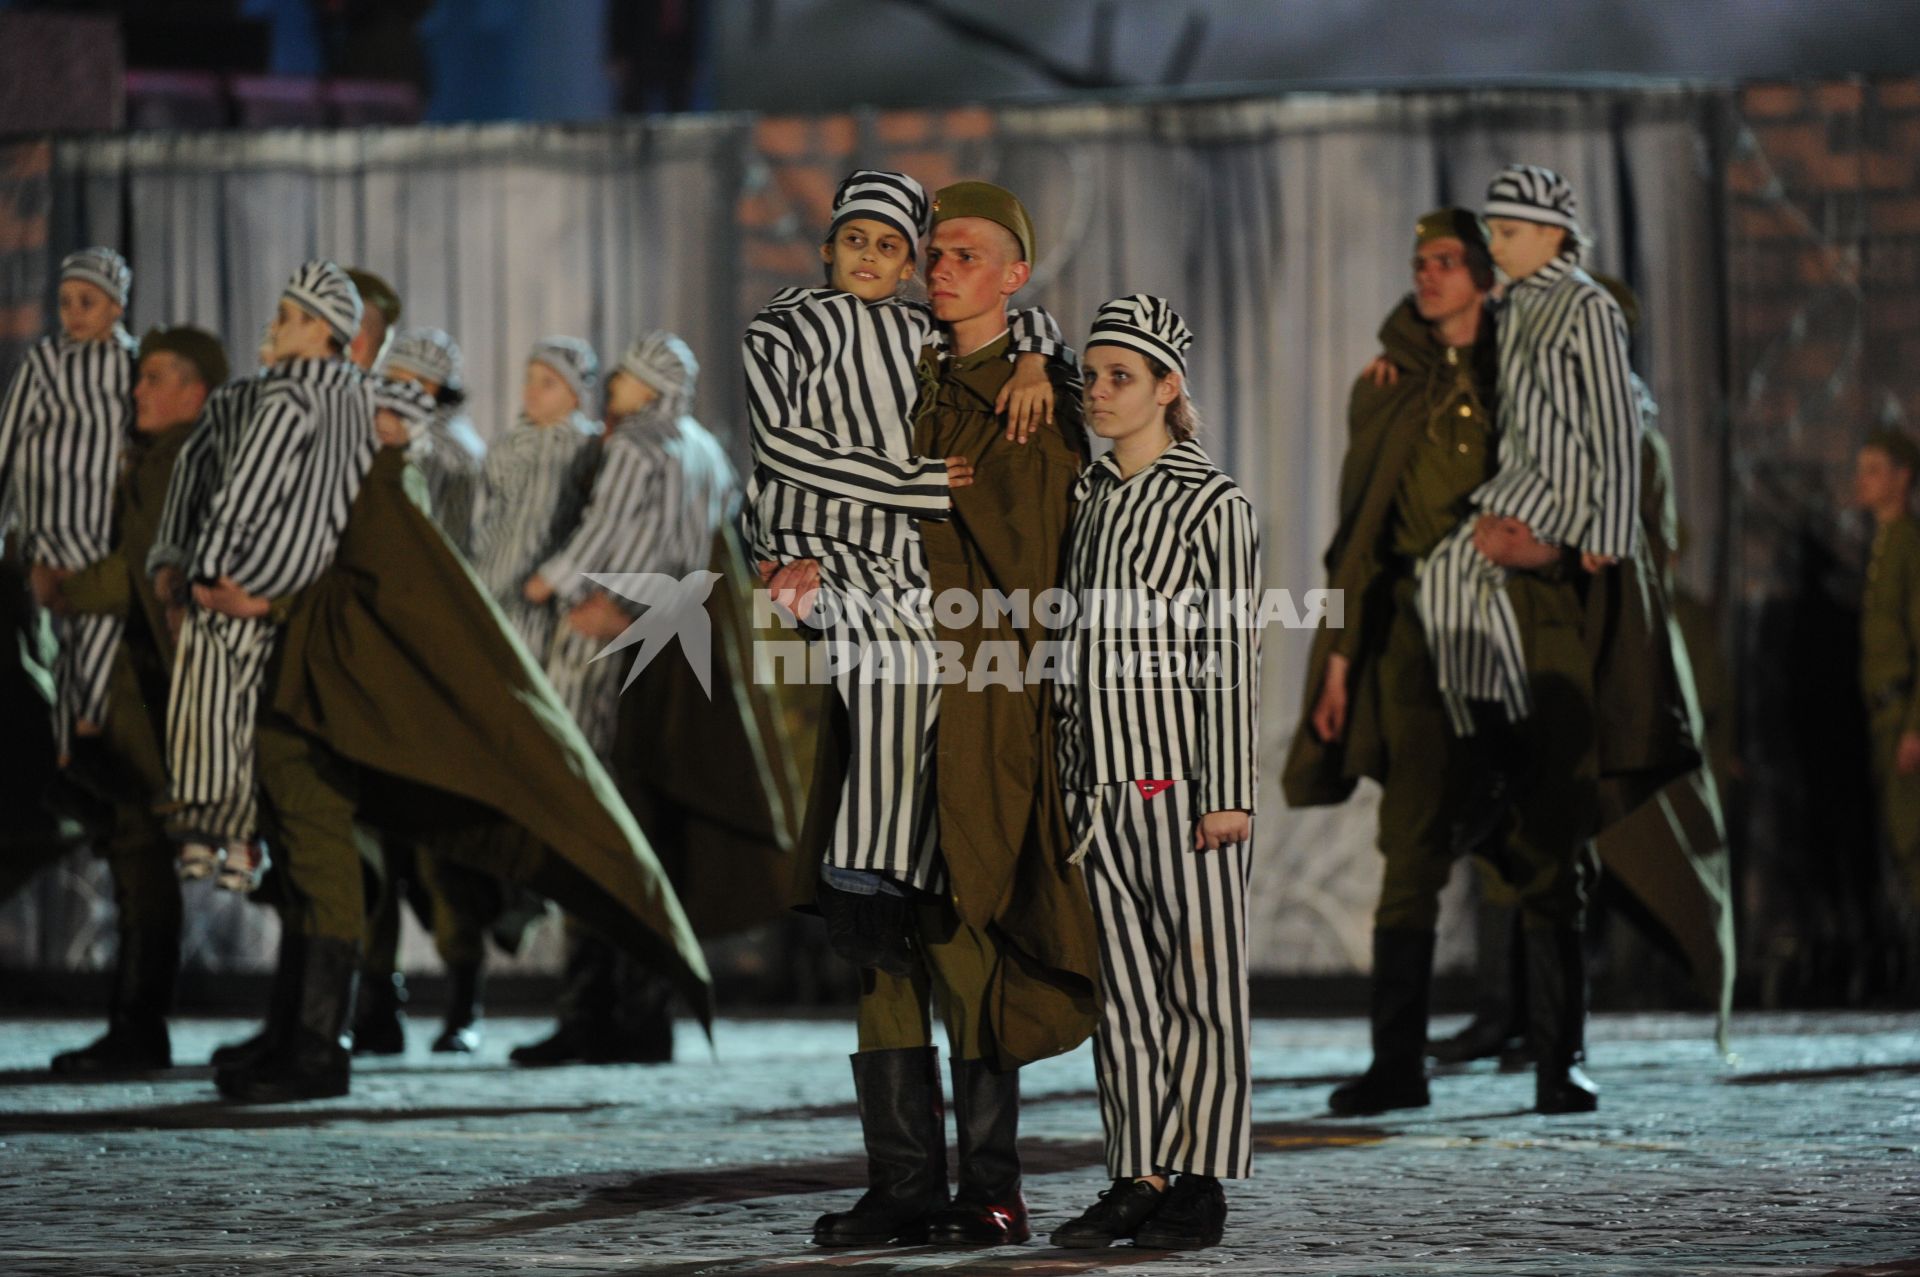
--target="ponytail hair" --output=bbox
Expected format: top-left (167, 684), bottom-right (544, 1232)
top-left (1146, 355), bottom-right (1201, 443)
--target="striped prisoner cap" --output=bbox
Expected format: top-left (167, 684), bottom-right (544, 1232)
top-left (829, 170), bottom-right (930, 255)
top-left (529, 335), bottom-right (599, 408)
top-left (373, 375), bottom-right (437, 441)
top-left (1086, 294), bottom-right (1194, 376)
top-left (1484, 164), bottom-right (1581, 235)
top-left (282, 260), bottom-right (363, 346)
top-left (62, 247), bottom-right (132, 307)
top-left (619, 330), bottom-right (698, 414)
top-left (384, 327), bottom-right (463, 393)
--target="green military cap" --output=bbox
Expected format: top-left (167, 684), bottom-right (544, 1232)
top-left (346, 268), bottom-right (402, 326)
top-left (931, 181), bottom-right (1036, 262)
top-left (1866, 428), bottom-right (1920, 474)
top-left (139, 325), bottom-right (229, 388)
top-left (1415, 207), bottom-right (1495, 290)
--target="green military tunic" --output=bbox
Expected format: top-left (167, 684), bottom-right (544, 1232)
top-left (1861, 513), bottom-right (1920, 909)
top-left (831, 332), bottom-right (1098, 1070)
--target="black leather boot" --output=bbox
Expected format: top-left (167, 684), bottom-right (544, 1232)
top-left (927, 1057), bottom-right (1029, 1246)
top-left (512, 935), bottom-right (625, 1066)
top-left (350, 971), bottom-right (407, 1056)
top-left (1528, 924), bottom-right (1600, 1114)
top-left (1430, 900), bottom-right (1528, 1066)
top-left (51, 928), bottom-right (177, 1074)
top-left (219, 937), bottom-right (359, 1103)
top-left (813, 1047), bottom-right (949, 1246)
top-left (211, 928), bottom-right (304, 1069)
top-left (431, 961), bottom-right (484, 1054)
top-left (1329, 929), bottom-right (1434, 1116)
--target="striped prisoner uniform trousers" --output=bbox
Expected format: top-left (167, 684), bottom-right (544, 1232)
top-left (470, 411), bottom-right (599, 660)
top-left (1416, 255), bottom-right (1641, 733)
top-left (1056, 439), bottom-right (1262, 1179)
top-left (412, 405), bottom-right (487, 558)
top-left (0, 329), bottom-right (138, 752)
top-left (166, 357), bottom-right (375, 842)
top-left (742, 286), bottom-right (1066, 887)
top-left (539, 407), bottom-right (739, 759)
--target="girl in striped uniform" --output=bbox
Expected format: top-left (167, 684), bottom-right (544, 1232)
top-left (381, 327), bottom-right (486, 556)
top-left (471, 337), bottom-right (600, 659)
top-left (165, 260), bottom-right (377, 891)
top-left (1050, 296), bottom-right (1261, 1254)
top-left (742, 169), bottom-right (1066, 964)
top-left (528, 330), bottom-right (735, 758)
top-left (1, 248), bottom-right (139, 773)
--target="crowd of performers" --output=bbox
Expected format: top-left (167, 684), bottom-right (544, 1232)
top-left (13, 157), bottom-right (1911, 1254)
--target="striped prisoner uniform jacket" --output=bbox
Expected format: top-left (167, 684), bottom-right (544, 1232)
top-left (1053, 436), bottom-right (1263, 1182)
top-left (1056, 438), bottom-right (1263, 815)
top-left (470, 411), bottom-right (599, 658)
top-left (741, 288), bottom-right (1066, 574)
top-left (540, 405), bottom-right (739, 757)
top-left (167, 356), bottom-right (375, 842)
top-left (0, 327), bottom-right (139, 740)
top-left (146, 372), bottom-right (265, 578)
top-left (1416, 254), bottom-right (1642, 730)
top-left (411, 403), bottom-right (487, 557)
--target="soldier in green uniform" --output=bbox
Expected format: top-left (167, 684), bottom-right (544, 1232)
top-left (1855, 429), bottom-right (1920, 969)
top-left (1284, 209), bottom-right (1499, 1116)
top-left (798, 182), bottom-right (1099, 1249)
top-left (43, 326), bottom-right (227, 1073)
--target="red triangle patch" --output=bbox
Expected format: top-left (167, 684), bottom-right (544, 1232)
top-left (1133, 780), bottom-right (1176, 801)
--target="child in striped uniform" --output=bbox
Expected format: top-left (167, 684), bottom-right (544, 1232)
top-left (1416, 164), bottom-right (1642, 733)
top-left (381, 327), bottom-right (487, 556)
top-left (528, 330), bottom-right (735, 758)
top-left (742, 169), bottom-right (1068, 964)
top-left (1050, 296), bottom-right (1261, 1254)
top-left (471, 337), bottom-right (601, 658)
top-left (507, 330), bottom-right (739, 1068)
top-left (165, 261), bottom-right (377, 890)
top-left (1, 248), bottom-right (139, 773)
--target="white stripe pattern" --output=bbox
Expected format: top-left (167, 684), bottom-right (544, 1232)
top-left (0, 328), bottom-right (138, 741)
top-left (146, 374), bottom-right (265, 578)
top-left (191, 357), bottom-right (376, 598)
top-left (470, 410), bottom-right (599, 655)
top-left (1416, 255), bottom-right (1642, 727)
top-left (412, 404), bottom-right (487, 556)
top-left (164, 609), bottom-right (277, 841)
top-left (1056, 440), bottom-right (1262, 815)
top-left (1070, 780), bottom-right (1253, 1179)
top-left (541, 407), bottom-right (739, 758)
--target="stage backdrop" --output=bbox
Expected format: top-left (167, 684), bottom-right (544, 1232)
top-left (2, 83), bottom-right (1736, 982)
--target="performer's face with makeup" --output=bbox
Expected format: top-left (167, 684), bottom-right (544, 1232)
top-left (1485, 216), bottom-right (1565, 281)
top-left (925, 217), bottom-right (1027, 325)
top-left (821, 218), bottom-right (914, 302)
top-left (58, 280), bottom-right (122, 344)
top-left (1082, 345), bottom-right (1178, 444)
top-left (1412, 236), bottom-right (1481, 324)
top-left (522, 360), bottom-right (579, 426)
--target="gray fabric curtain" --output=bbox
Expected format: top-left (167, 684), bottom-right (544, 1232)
top-left (48, 120), bottom-right (750, 457)
top-left (6, 88), bottom-right (1730, 976)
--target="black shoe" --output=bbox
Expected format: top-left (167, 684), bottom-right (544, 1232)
top-left (211, 930), bottom-right (306, 1069)
top-left (431, 960), bottom-right (484, 1054)
top-left (350, 972), bottom-right (407, 1056)
top-left (1049, 1179), bottom-right (1165, 1249)
top-left (1328, 1064), bottom-right (1430, 1116)
top-left (1526, 924), bottom-right (1600, 1115)
top-left (1134, 1174), bottom-right (1227, 1251)
top-left (1536, 1062), bottom-right (1600, 1114)
top-left (927, 1057), bottom-right (1028, 1246)
top-left (813, 1047), bottom-right (948, 1247)
top-left (815, 877), bottom-right (916, 977)
top-left (219, 936), bottom-right (358, 1104)
top-left (510, 1022), bottom-right (597, 1067)
top-left (51, 1014), bottom-right (172, 1074)
top-left (1330, 928), bottom-right (1435, 1116)
top-left (1428, 1016), bottom-right (1526, 1066)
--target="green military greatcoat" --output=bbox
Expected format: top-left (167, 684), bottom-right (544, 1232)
top-left (1861, 512), bottom-right (1920, 910)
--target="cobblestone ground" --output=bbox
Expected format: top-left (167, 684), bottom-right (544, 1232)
top-left (0, 1011), bottom-right (1916, 1276)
